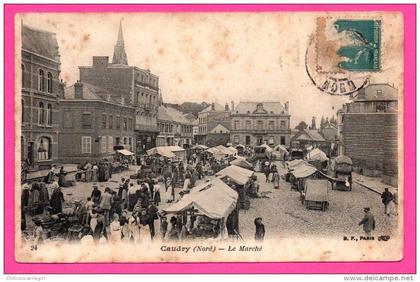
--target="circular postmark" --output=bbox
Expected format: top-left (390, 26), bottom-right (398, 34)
top-left (305, 18), bottom-right (381, 96)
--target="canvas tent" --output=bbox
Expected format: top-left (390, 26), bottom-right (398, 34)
top-left (304, 179), bottom-right (329, 202)
top-left (191, 144), bottom-right (209, 150)
top-left (147, 146), bottom-right (186, 159)
top-left (164, 178), bottom-right (238, 219)
top-left (260, 143), bottom-right (273, 153)
top-left (226, 146), bottom-right (238, 156)
top-left (286, 159), bottom-right (307, 169)
top-left (290, 161), bottom-right (318, 179)
top-left (306, 148), bottom-right (328, 162)
top-left (230, 156), bottom-right (254, 170)
top-left (217, 165), bottom-right (254, 185)
top-left (116, 149), bottom-right (135, 156)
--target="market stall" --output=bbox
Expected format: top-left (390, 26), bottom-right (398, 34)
top-left (164, 178), bottom-right (238, 239)
top-left (230, 156), bottom-right (254, 171)
top-left (147, 146), bottom-right (186, 160)
top-left (288, 161), bottom-right (318, 191)
top-left (217, 165), bottom-right (254, 210)
top-left (306, 148), bottom-right (329, 171)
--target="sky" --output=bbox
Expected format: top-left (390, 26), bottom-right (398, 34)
top-left (19, 12), bottom-right (402, 127)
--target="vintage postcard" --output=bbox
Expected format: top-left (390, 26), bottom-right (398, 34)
top-left (12, 8), bottom-right (407, 265)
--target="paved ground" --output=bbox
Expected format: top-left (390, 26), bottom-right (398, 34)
top-left (238, 162), bottom-right (398, 241)
top-left (27, 163), bottom-right (398, 241)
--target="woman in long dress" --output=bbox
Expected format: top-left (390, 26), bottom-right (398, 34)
top-left (50, 187), bottom-right (64, 214)
top-left (272, 171), bottom-right (280, 189)
top-left (109, 214), bottom-right (122, 243)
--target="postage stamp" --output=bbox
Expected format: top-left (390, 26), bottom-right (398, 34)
top-left (306, 17), bottom-right (382, 95)
top-left (7, 8), bottom-right (409, 269)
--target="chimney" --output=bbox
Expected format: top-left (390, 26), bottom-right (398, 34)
top-left (93, 56), bottom-right (109, 69)
top-left (225, 103), bottom-right (229, 111)
top-left (58, 79), bottom-right (66, 99)
top-left (231, 101), bottom-right (234, 111)
top-left (285, 101), bottom-right (289, 112)
top-left (211, 103), bottom-right (215, 110)
top-left (74, 81), bottom-right (83, 99)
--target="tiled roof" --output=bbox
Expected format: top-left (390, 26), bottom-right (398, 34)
top-left (64, 82), bottom-right (121, 104)
top-left (233, 102), bottom-right (286, 115)
top-left (158, 106), bottom-right (192, 125)
top-left (22, 25), bottom-right (60, 61)
top-left (200, 103), bottom-right (225, 113)
top-left (301, 129), bottom-right (326, 142)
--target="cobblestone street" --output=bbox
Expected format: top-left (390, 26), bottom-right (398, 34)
top-left (43, 162), bottom-right (398, 243)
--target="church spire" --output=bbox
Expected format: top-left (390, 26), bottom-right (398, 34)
top-left (112, 20), bottom-right (128, 65)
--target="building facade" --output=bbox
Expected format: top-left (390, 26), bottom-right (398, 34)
top-left (206, 124), bottom-right (231, 147)
top-left (230, 102), bottom-right (291, 147)
top-left (196, 103), bottom-right (231, 145)
top-left (21, 25), bottom-right (62, 170)
top-left (77, 22), bottom-right (160, 155)
top-left (337, 83), bottom-right (398, 186)
top-left (157, 105), bottom-right (193, 148)
top-left (58, 82), bottom-right (136, 163)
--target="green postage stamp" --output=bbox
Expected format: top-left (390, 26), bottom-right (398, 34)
top-left (307, 17), bottom-right (382, 95)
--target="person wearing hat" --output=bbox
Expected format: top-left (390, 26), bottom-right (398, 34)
top-left (91, 185), bottom-right (101, 205)
top-left (381, 188), bottom-right (394, 216)
top-left (254, 217), bottom-right (265, 241)
top-left (359, 208), bottom-right (376, 236)
top-left (100, 187), bottom-right (113, 226)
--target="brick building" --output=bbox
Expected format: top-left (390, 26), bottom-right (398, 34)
top-left (21, 25), bottom-right (62, 170)
top-left (337, 83), bottom-right (398, 186)
top-left (157, 105), bottom-right (193, 148)
top-left (77, 22), bottom-right (160, 155)
top-left (230, 102), bottom-right (291, 147)
top-left (196, 103), bottom-right (231, 145)
top-left (59, 82), bottom-right (136, 163)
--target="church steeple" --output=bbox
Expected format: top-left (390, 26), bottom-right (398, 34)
top-left (112, 20), bottom-right (128, 65)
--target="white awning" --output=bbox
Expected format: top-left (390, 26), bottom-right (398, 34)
top-left (117, 149), bottom-right (135, 156)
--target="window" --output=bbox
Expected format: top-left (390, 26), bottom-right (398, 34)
top-left (280, 136), bottom-right (286, 145)
top-left (46, 104), bottom-right (53, 126)
top-left (63, 111), bottom-right (73, 128)
top-left (123, 137), bottom-right (127, 145)
top-left (101, 114), bottom-right (107, 129)
top-left (234, 120), bottom-right (240, 130)
top-left (81, 113), bottom-right (92, 128)
top-left (21, 99), bottom-right (24, 122)
top-left (47, 72), bottom-right (53, 93)
top-left (38, 102), bottom-right (45, 125)
top-left (257, 120), bottom-right (263, 129)
top-left (37, 137), bottom-right (51, 160)
top-left (245, 120), bottom-right (251, 129)
top-left (128, 118), bottom-right (133, 130)
top-left (268, 120), bottom-right (275, 130)
top-left (109, 115), bottom-right (113, 129)
top-left (135, 92), bottom-right (139, 104)
top-left (38, 69), bottom-right (45, 92)
top-left (81, 136), bottom-right (92, 154)
top-left (269, 136), bottom-right (274, 145)
top-left (234, 135), bottom-right (239, 144)
top-left (21, 64), bottom-right (25, 87)
top-left (123, 117), bottom-right (128, 130)
top-left (116, 137), bottom-right (121, 145)
top-left (107, 136), bottom-right (113, 153)
top-left (101, 137), bottom-right (107, 153)
top-left (280, 120), bottom-right (286, 128)
top-left (116, 116), bottom-right (121, 129)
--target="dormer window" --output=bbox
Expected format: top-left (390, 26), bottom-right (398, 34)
top-left (257, 103), bottom-right (263, 111)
